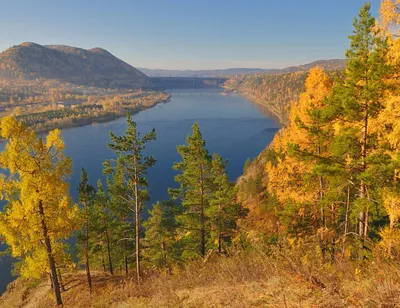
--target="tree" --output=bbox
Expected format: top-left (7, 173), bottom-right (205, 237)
top-left (170, 123), bottom-right (213, 258)
top-left (143, 201), bottom-right (182, 268)
top-left (208, 154), bottom-right (248, 253)
top-left (0, 116), bottom-right (79, 306)
top-left (104, 112), bottom-right (156, 282)
top-left (104, 159), bottom-right (131, 275)
top-left (327, 3), bottom-right (391, 241)
top-left (265, 68), bottom-right (333, 235)
top-left (94, 179), bottom-right (114, 275)
top-left (78, 168), bottom-right (96, 294)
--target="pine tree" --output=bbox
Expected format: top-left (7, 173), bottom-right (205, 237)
top-left (327, 3), bottom-right (391, 241)
top-left (78, 168), bottom-right (96, 294)
top-left (104, 112), bottom-right (156, 282)
top-left (143, 201), bottom-right (182, 268)
top-left (208, 154), bottom-right (248, 253)
top-left (104, 158), bottom-right (131, 275)
top-left (0, 116), bottom-right (79, 306)
top-left (93, 179), bottom-right (114, 275)
top-left (169, 123), bottom-right (213, 258)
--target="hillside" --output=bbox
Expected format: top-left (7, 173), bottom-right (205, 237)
top-left (138, 67), bottom-right (278, 77)
top-left (224, 68), bottom-right (342, 123)
top-left (0, 42), bottom-right (150, 89)
top-left (139, 59), bottom-right (346, 77)
top-left (1, 247), bottom-right (398, 307)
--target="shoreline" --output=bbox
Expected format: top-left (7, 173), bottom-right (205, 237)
top-left (237, 91), bottom-right (287, 125)
top-left (1, 95), bottom-right (171, 138)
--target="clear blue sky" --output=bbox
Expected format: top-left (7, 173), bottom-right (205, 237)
top-left (0, 0), bottom-right (380, 70)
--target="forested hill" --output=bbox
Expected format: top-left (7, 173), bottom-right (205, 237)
top-left (139, 59), bottom-right (345, 77)
top-left (0, 42), bottom-right (150, 89)
top-left (224, 68), bottom-right (342, 123)
top-left (224, 72), bottom-right (308, 123)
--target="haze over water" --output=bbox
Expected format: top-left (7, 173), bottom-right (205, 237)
top-left (0, 89), bottom-right (280, 293)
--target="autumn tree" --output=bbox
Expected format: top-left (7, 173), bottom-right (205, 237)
top-left (265, 67), bottom-right (332, 234)
top-left (0, 116), bottom-right (79, 306)
top-left (104, 112), bottom-right (156, 282)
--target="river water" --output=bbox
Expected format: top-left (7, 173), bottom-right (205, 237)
top-left (0, 89), bottom-right (280, 293)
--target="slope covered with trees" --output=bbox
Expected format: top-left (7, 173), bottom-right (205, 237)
top-left (0, 1), bottom-right (399, 307)
top-left (224, 64), bottom-right (343, 123)
top-left (239, 1), bottom-right (400, 257)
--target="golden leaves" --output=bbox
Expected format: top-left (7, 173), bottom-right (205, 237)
top-left (0, 117), bottom-right (79, 278)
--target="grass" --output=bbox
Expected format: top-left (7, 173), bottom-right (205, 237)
top-left (2, 242), bottom-right (400, 307)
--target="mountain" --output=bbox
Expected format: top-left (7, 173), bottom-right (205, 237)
top-left (0, 42), bottom-right (150, 89)
top-left (137, 67), bottom-right (278, 77)
top-left (138, 59), bottom-right (346, 77)
top-left (278, 59), bottom-right (346, 73)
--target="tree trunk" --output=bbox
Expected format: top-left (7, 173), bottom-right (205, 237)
top-left (342, 185), bottom-right (351, 257)
top-left (85, 204), bottom-right (92, 294)
top-left (199, 164), bottom-right (206, 257)
top-left (319, 176), bottom-right (325, 228)
top-left (38, 200), bottom-right (63, 306)
top-left (135, 200), bottom-right (140, 283)
top-left (57, 269), bottom-right (65, 292)
top-left (359, 105), bottom-right (369, 240)
top-left (134, 155), bottom-right (141, 283)
top-left (101, 248), bottom-right (106, 273)
top-left (218, 232), bottom-right (222, 254)
top-left (105, 229), bottom-right (113, 275)
top-left (317, 146), bottom-right (325, 228)
top-left (121, 214), bottom-right (128, 276)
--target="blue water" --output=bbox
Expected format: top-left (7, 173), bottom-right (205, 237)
top-left (0, 90), bottom-right (280, 293)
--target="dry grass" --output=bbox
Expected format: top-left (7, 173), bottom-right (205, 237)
top-left (2, 244), bottom-right (400, 307)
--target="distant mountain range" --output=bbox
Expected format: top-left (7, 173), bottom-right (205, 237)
top-left (0, 42), bottom-right (150, 89)
top-left (138, 59), bottom-right (346, 77)
top-left (0, 42), bottom-right (346, 89)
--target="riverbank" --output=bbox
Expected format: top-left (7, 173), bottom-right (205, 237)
top-left (239, 91), bottom-right (287, 124)
top-left (12, 92), bottom-right (171, 135)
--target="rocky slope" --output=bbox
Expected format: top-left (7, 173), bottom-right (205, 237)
top-left (0, 42), bottom-right (150, 89)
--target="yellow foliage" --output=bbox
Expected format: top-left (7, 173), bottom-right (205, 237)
top-left (0, 116), bottom-right (80, 279)
top-left (265, 68), bottom-right (332, 206)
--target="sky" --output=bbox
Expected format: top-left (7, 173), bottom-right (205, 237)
top-left (0, 0), bottom-right (381, 70)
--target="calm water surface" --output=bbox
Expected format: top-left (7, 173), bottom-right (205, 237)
top-left (0, 90), bottom-right (280, 293)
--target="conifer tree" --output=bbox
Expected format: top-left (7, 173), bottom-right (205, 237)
top-left (104, 158), bottom-right (131, 275)
top-left (170, 123), bottom-right (212, 258)
top-left (327, 3), bottom-right (391, 240)
top-left (104, 112), bottom-right (156, 282)
top-left (78, 168), bottom-right (96, 294)
top-left (94, 179), bottom-right (114, 275)
top-left (143, 201), bottom-right (182, 268)
top-left (0, 116), bottom-right (79, 306)
top-left (208, 154), bottom-right (248, 253)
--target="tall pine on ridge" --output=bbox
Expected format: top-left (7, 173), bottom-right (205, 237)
top-left (104, 112), bottom-right (156, 282)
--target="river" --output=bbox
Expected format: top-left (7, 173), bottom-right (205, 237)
top-left (0, 89), bottom-right (280, 293)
